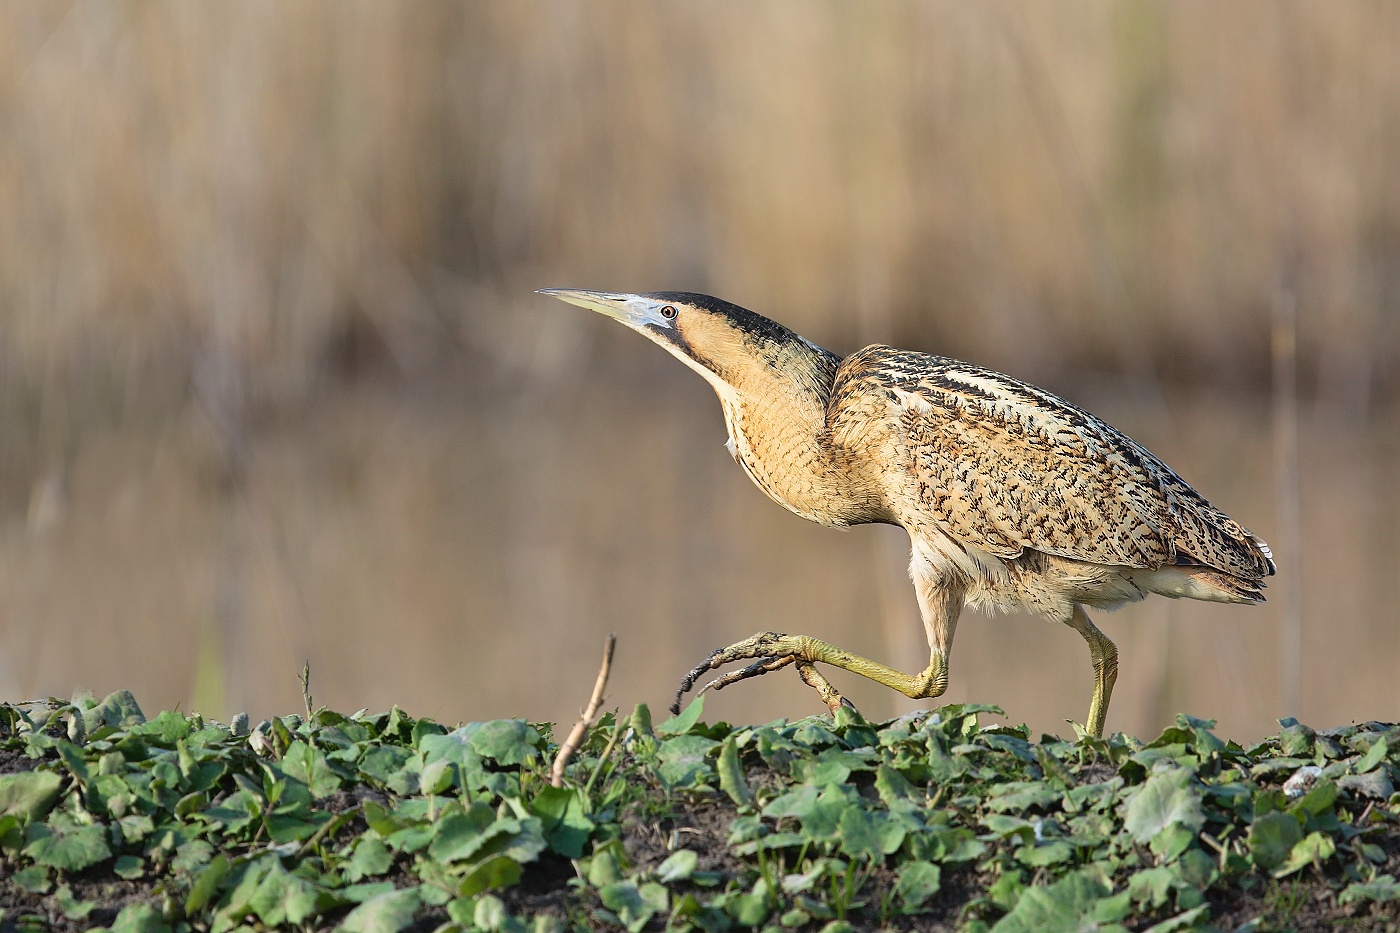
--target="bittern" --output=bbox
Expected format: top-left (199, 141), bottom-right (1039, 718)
top-left (540, 289), bottom-right (1275, 737)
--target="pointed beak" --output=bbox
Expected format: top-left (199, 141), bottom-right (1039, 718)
top-left (537, 288), bottom-right (670, 331)
top-left (536, 288), bottom-right (637, 321)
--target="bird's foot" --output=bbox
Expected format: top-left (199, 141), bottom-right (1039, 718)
top-left (671, 632), bottom-right (854, 716)
top-left (795, 661), bottom-right (853, 715)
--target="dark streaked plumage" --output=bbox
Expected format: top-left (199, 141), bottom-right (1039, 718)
top-left (540, 288), bottom-right (1275, 737)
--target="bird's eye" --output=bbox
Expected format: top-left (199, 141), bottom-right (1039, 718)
top-left (660, 305), bottom-right (677, 320)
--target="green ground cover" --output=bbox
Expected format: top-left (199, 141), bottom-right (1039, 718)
top-left (1, 691), bottom-right (1397, 932)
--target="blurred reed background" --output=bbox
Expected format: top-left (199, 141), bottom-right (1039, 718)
top-left (1, 2), bottom-right (1397, 741)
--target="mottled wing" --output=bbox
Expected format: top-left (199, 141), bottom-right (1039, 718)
top-left (827, 346), bottom-right (1273, 579)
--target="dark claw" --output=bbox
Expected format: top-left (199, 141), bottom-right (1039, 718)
top-left (702, 655), bottom-right (794, 695)
top-left (671, 647), bottom-right (727, 713)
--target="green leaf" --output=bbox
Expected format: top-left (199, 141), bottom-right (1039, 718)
top-left (1273, 830), bottom-right (1335, 878)
top-left (630, 703), bottom-right (655, 739)
top-left (1355, 736), bottom-right (1388, 773)
top-left (359, 745), bottom-right (414, 786)
top-left (54, 883), bottom-right (97, 920)
top-left (185, 853), bottom-right (230, 915)
top-left (468, 720), bottom-right (541, 766)
top-left (657, 696), bottom-right (705, 736)
top-left (1289, 780), bottom-right (1337, 818)
top-left (347, 834), bottom-right (394, 881)
top-left (1017, 840), bottom-right (1076, 867)
top-left (24, 822), bottom-right (111, 871)
top-left (1143, 905), bottom-right (1210, 933)
top-left (82, 690), bottom-right (147, 732)
top-left (837, 806), bottom-right (904, 861)
top-left (763, 784), bottom-right (848, 839)
top-left (427, 803), bottom-right (544, 869)
top-left (656, 735), bottom-right (719, 787)
top-left (894, 861), bottom-right (942, 910)
top-left (1248, 811), bottom-right (1303, 872)
top-left (12, 864), bottom-right (50, 894)
top-left (1338, 769), bottom-right (1395, 799)
top-left (0, 770), bottom-right (62, 820)
top-left (458, 854), bottom-right (524, 897)
top-left (530, 785), bottom-right (595, 858)
top-left (1277, 722), bottom-right (1314, 757)
top-left (656, 849), bottom-right (698, 883)
top-left (109, 902), bottom-right (172, 933)
top-left (991, 870), bottom-right (1124, 933)
top-left (986, 781), bottom-right (1062, 813)
top-left (338, 887), bottom-right (423, 933)
top-left (1338, 875), bottom-right (1400, 905)
top-left (114, 854), bottom-right (145, 880)
top-left (246, 860), bottom-right (339, 925)
top-left (600, 880), bottom-right (668, 932)
top-left (717, 737), bottom-right (754, 807)
top-left (1122, 768), bottom-right (1204, 845)
top-left (281, 740), bottom-right (342, 797)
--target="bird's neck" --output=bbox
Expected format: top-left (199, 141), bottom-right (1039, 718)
top-left (716, 350), bottom-right (880, 527)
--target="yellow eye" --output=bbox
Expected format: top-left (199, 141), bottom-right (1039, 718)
top-left (660, 305), bottom-right (677, 320)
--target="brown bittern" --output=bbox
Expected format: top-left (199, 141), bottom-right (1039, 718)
top-left (539, 289), bottom-right (1275, 737)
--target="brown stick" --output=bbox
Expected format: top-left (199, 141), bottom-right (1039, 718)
top-left (550, 633), bottom-right (617, 788)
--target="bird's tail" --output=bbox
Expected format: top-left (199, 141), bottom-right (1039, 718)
top-left (1129, 565), bottom-right (1266, 605)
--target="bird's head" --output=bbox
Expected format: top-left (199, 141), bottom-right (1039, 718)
top-left (537, 289), bottom-right (837, 399)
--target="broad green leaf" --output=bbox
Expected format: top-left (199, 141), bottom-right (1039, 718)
top-left (600, 880), bottom-right (668, 933)
top-left (1248, 811), bottom-right (1303, 872)
top-left (1277, 722), bottom-right (1314, 757)
top-left (82, 690), bottom-right (147, 732)
top-left (109, 902), bottom-right (172, 933)
top-left (763, 783), bottom-right (848, 839)
top-left (1356, 736), bottom-right (1388, 773)
top-left (1338, 768), bottom-right (1395, 800)
top-left (347, 834), bottom-right (394, 881)
top-left (1016, 840), bottom-right (1076, 867)
top-left (359, 745), bottom-right (414, 786)
top-left (1122, 768), bottom-right (1204, 845)
top-left (338, 887), bottom-right (423, 933)
top-left (54, 883), bottom-right (97, 920)
top-left (894, 861), bottom-right (941, 909)
top-left (530, 785), bottom-right (595, 858)
top-left (132, 710), bottom-right (193, 745)
top-left (12, 864), bottom-right (50, 894)
top-left (656, 696), bottom-right (705, 736)
top-left (837, 807), bottom-right (904, 861)
top-left (991, 870), bottom-right (1125, 933)
top-left (656, 735), bottom-right (719, 787)
top-left (630, 703), bottom-right (655, 739)
top-left (468, 720), bottom-right (541, 766)
top-left (716, 737), bottom-right (753, 807)
top-left (458, 854), bottom-right (524, 897)
top-left (1273, 830), bottom-right (1335, 878)
top-left (875, 763), bottom-right (918, 807)
top-left (1338, 875), bottom-right (1400, 905)
top-left (185, 853), bottom-right (230, 915)
top-left (1127, 866), bottom-right (1177, 909)
top-left (986, 781), bottom-right (1062, 813)
top-left (24, 822), bottom-right (111, 871)
top-left (1289, 780), bottom-right (1337, 818)
top-left (429, 803), bottom-right (507, 862)
top-left (0, 770), bottom-right (62, 820)
top-left (656, 849), bottom-right (698, 883)
top-left (281, 740), bottom-right (342, 797)
top-left (1143, 904), bottom-right (1210, 933)
top-left (246, 861), bottom-right (340, 925)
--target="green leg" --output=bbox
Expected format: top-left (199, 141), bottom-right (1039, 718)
top-left (673, 631), bottom-right (950, 714)
top-left (1064, 605), bottom-right (1118, 738)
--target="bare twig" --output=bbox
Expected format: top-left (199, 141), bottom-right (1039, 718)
top-left (300, 660), bottom-right (313, 719)
top-left (550, 634), bottom-right (616, 788)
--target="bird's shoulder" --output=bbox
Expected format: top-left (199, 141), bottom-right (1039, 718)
top-left (825, 346), bottom-right (1268, 577)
